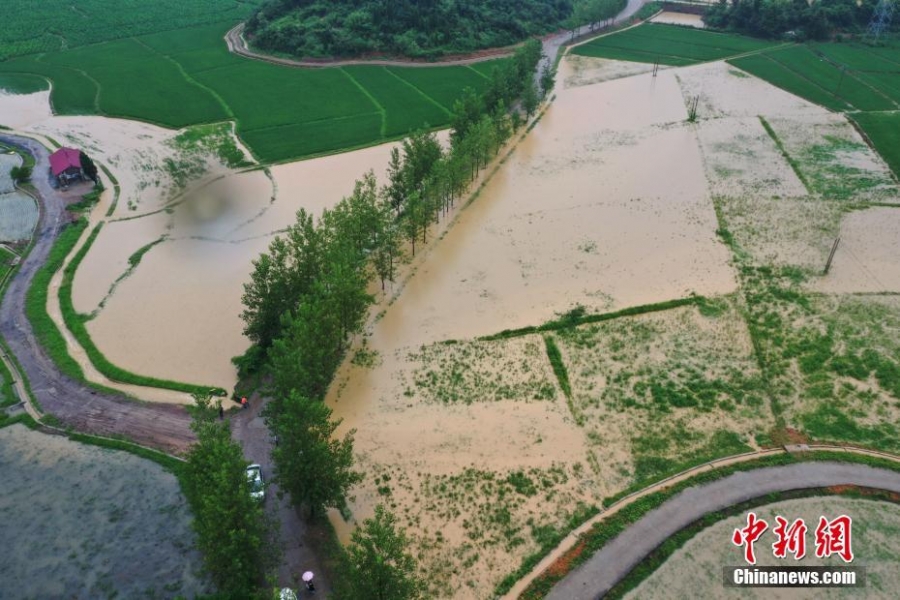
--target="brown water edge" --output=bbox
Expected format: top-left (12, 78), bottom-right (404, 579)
top-left (0, 424), bottom-right (210, 599)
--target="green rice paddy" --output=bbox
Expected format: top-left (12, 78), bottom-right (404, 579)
top-left (0, 20), bottom-right (496, 163)
top-left (573, 23), bottom-right (777, 65)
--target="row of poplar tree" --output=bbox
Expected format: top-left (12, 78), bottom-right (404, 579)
top-left (184, 38), bottom-right (549, 599)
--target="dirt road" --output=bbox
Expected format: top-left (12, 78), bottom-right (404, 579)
top-left (0, 134), bottom-right (195, 454)
top-left (231, 397), bottom-right (334, 595)
top-left (546, 461), bottom-right (900, 599)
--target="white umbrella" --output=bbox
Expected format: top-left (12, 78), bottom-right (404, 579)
top-left (302, 571), bottom-right (314, 583)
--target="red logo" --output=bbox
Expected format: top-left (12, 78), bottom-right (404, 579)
top-left (732, 512), bottom-right (769, 565)
top-left (772, 516), bottom-right (807, 560)
top-left (814, 515), bottom-right (854, 563)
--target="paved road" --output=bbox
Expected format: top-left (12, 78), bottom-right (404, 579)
top-left (546, 461), bottom-right (900, 599)
top-left (536, 0), bottom-right (647, 88)
top-left (0, 134), bottom-right (195, 454)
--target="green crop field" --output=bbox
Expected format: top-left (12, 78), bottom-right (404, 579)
top-left (0, 0), bottom-right (260, 61)
top-left (0, 15), bottom-right (499, 163)
top-left (342, 66), bottom-right (449, 137)
top-left (0, 73), bottom-right (48, 95)
top-left (573, 23), bottom-right (778, 65)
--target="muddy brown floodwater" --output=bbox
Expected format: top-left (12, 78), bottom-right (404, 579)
top-left (0, 424), bottom-right (209, 599)
top-left (77, 138), bottom-right (441, 393)
top-left (325, 58), bottom-right (737, 597)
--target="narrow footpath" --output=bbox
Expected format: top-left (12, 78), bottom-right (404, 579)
top-left (0, 134), bottom-right (194, 454)
top-left (546, 462), bottom-right (900, 600)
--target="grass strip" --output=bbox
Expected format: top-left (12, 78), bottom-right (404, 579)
top-left (758, 115), bottom-right (811, 193)
top-left (480, 296), bottom-right (701, 341)
top-left (511, 450), bottom-right (900, 599)
top-left (0, 412), bottom-right (39, 430)
top-left (543, 334), bottom-right (571, 398)
top-left (25, 219), bottom-right (89, 383)
top-left (605, 486), bottom-right (899, 599)
top-left (58, 223), bottom-right (226, 396)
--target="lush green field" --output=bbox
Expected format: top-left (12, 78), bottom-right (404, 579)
top-left (0, 20), bottom-right (495, 163)
top-left (0, 0), bottom-right (259, 60)
top-left (728, 54), bottom-right (850, 111)
top-left (0, 73), bottom-right (48, 95)
top-left (573, 23), bottom-right (777, 65)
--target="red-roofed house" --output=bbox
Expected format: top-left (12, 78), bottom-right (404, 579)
top-left (49, 147), bottom-right (84, 186)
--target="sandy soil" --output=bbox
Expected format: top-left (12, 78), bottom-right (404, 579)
top-left (562, 55), bottom-right (659, 89)
top-left (555, 302), bottom-right (769, 489)
top-left (0, 424), bottom-right (209, 599)
top-left (627, 496), bottom-right (900, 599)
top-left (650, 12), bottom-right (706, 28)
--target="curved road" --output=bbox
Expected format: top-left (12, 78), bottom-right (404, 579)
top-left (226, 0), bottom-right (648, 72)
top-left (0, 134), bottom-right (194, 454)
top-left (546, 461), bottom-right (900, 599)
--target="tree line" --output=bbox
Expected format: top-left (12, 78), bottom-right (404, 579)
top-left (246, 0), bottom-right (574, 59)
top-left (705, 0), bottom-right (883, 41)
top-left (192, 38), bottom-right (549, 599)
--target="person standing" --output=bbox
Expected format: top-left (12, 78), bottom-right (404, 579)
top-left (241, 396), bottom-right (248, 410)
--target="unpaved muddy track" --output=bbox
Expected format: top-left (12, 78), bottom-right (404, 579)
top-left (0, 134), bottom-right (194, 454)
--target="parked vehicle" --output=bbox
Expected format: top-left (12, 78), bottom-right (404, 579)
top-left (246, 464), bottom-right (265, 502)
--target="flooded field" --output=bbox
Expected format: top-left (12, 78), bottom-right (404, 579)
top-left (650, 11), bottom-right (706, 28)
top-left (0, 424), bottom-right (209, 599)
top-left (628, 496), bottom-right (900, 599)
top-left (77, 140), bottom-right (420, 391)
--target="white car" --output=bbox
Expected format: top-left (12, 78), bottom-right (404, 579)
top-left (246, 464), bottom-right (265, 502)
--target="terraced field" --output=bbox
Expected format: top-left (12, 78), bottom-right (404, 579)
top-left (0, 20), bottom-right (495, 163)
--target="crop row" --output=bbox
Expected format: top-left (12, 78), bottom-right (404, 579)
top-left (0, 21), bottom-right (496, 163)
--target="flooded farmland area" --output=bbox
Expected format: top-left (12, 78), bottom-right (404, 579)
top-left (3, 38), bottom-right (900, 598)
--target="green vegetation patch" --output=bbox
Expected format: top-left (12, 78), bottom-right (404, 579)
top-left (764, 45), bottom-right (894, 112)
top-left (728, 54), bottom-right (849, 111)
top-left (0, 72), bottom-right (48, 94)
top-left (341, 66), bottom-right (447, 137)
top-left (405, 336), bottom-right (558, 405)
top-left (0, 0), bottom-right (256, 61)
top-left (241, 113), bottom-right (384, 164)
top-left (0, 18), bottom-right (508, 162)
top-left (574, 23), bottom-right (777, 65)
top-left (0, 56), bottom-right (100, 115)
